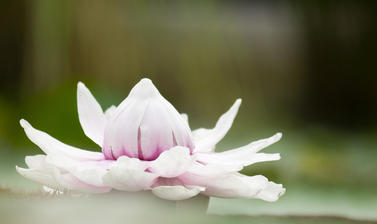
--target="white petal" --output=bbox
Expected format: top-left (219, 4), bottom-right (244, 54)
top-left (77, 82), bottom-right (107, 146)
top-left (20, 119), bottom-right (104, 161)
top-left (16, 165), bottom-right (60, 189)
top-left (193, 99), bottom-right (241, 153)
top-left (104, 105), bottom-right (117, 120)
top-left (25, 154), bottom-right (47, 169)
top-left (196, 133), bottom-right (282, 168)
top-left (17, 155), bottom-right (110, 193)
top-left (181, 113), bottom-right (188, 123)
top-left (59, 173), bottom-right (111, 194)
top-left (180, 172), bottom-right (285, 201)
top-left (102, 156), bottom-right (158, 191)
top-left (217, 133), bottom-right (282, 156)
top-left (254, 181), bottom-right (286, 202)
top-left (187, 162), bottom-right (243, 176)
top-left (152, 185), bottom-right (204, 201)
top-left (45, 154), bottom-right (112, 187)
top-left (149, 146), bottom-right (193, 178)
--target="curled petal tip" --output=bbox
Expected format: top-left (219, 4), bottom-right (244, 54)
top-left (235, 98), bottom-right (242, 105)
top-left (20, 119), bottom-right (29, 128)
top-left (140, 78), bottom-right (153, 83)
top-left (275, 132), bottom-right (283, 140)
top-left (77, 81), bottom-right (86, 89)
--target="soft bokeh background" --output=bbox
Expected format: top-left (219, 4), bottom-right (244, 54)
top-left (1, 1), bottom-right (377, 223)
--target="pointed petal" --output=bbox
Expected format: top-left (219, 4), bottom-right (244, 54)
top-left (149, 146), bottom-right (193, 178)
top-left (152, 185), bottom-right (204, 201)
top-left (17, 155), bottom-right (110, 193)
top-left (16, 166), bottom-right (60, 189)
top-left (193, 99), bottom-right (241, 153)
top-left (77, 82), bottom-right (107, 146)
top-left (217, 133), bottom-right (282, 156)
top-left (180, 173), bottom-right (285, 201)
top-left (187, 161), bottom-right (243, 176)
top-left (196, 133), bottom-right (282, 168)
top-left (102, 156), bottom-right (158, 191)
top-left (46, 154), bottom-right (113, 187)
top-left (20, 119), bottom-right (104, 161)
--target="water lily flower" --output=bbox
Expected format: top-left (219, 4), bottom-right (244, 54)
top-left (17, 78), bottom-right (285, 201)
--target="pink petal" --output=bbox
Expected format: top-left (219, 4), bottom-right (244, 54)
top-left (103, 78), bottom-right (193, 160)
top-left (77, 82), bottom-right (107, 146)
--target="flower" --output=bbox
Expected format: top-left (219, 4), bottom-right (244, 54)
top-left (16, 78), bottom-right (285, 201)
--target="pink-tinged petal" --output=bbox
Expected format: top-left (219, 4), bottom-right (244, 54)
top-left (152, 185), bottom-right (205, 201)
top-left (193, 99), bottom-right (241, 153)
top-left (45, 155), bottom-right (113, 187)
top-left (139, 100), bottom-right (175, 160)
top-left (103, 78), bottom-right (193, 160)
top-left (103, 98), bottom-right (149, 159)
top-left (20, 119), bottom-right (104, 161)
top-left (77, 82), bottom-right (107, 146)
top-left (149, 146), bottom-right (193, 178)
top-left (180, 172), bottom-right (285, 201)
top-left (17, 155), bottom-right (110, 193)
top-left (102, 156), bottom-right (158, 191)
top-left (196, 133), bottom-right (282, 168)
top-left (59, 173), bottom-right (111, 194)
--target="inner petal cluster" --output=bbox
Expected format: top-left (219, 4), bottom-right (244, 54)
top-left (102, 79), bottom-right (194, 161)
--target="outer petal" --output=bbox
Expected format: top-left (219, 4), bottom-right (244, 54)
top-left (77, 82), bottom-right (107, 146)
top-left (102, 156), bottom-right (158, 191)
top-left (16, 161), bottom-right (60, 190)
top-left (180, 172), bottom-right (285, 202)
top-left (20, 119), bottom-right (104, 161)
top-left (16, 155), bottom-right (110, 193)
top-left (196, 133), bottom-right (282, 168)
top-left (45, 154), bottom-right (113, 187)
top-left (193, 99), bottom-right (241, 153)
top-left (152, 185), bottom-right (204, 201)
top-left (149, 146), bottom-right (193, 178)
top-left (186, 161), bottom-right (243, 176)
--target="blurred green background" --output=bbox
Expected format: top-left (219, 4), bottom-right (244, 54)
top-left (1, 0), bottom-right (377, 222)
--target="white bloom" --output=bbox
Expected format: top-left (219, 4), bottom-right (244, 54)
top-left (17, 78), bottom-right (285, 201)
